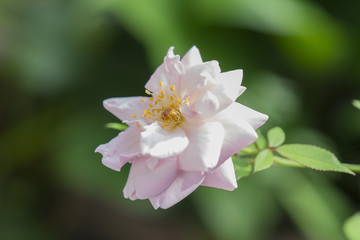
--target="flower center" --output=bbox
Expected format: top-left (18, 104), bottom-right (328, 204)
top-left (132, 82), bottom-right (188, 129)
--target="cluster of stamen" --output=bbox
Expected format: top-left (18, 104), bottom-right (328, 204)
top-left (131, 81), bottom-right (188, 129)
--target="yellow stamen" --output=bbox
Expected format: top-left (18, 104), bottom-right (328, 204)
top-left (158, 90), bottom-right (164, 99)
top-left (136, 84), bottom-right (185, 129)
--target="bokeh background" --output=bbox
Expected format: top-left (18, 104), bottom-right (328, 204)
top-left (1, 0), bottom-right (360, 239)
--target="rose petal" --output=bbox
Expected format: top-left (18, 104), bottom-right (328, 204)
top-left (181, 46), bottom-right (203, 69)
top-left (123, 176), bottom-right (136, 200)
top-left (103, 97), bottom-right (149, 121)
top-left (218, 119), bottom-right (257, 163)
top-left (228, 102), bottom-right (269, 129)
top-left (95, 126), bottom-right (141, 171)
top-left (201, 158), bottom-right (238, 191)
top-left (216, 102), bottom-right (267, 164)
top-left (146, 157), bottom-right (159, 170)
top-left (144, 64), bottom-right (168, 93)
top-left (218, 70), bottom-right (244, 100)
top-left (145, 47), bottom-right (183, 93)
top-left (123, 157), bottom-right (178, 200)
top-left (164, 47), bottom-right (184, 84)
top-left (180, 61), bottom-right (220, 99)
top-left (180, 101), bottom-right (204, 125)
top-left (192, 90), bottom-right (220, 119)
top-left (149, 171), bottom-right (205, 209)
top-left (140, 123), bottom-right (189, 158)
top-left (179, 122), bottom-right (225, 172)
top-left (210, 70), bottom-right (246, 109)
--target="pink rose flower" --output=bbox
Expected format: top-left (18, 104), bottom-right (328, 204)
top-left (96, 46), bottom-right (268, 209)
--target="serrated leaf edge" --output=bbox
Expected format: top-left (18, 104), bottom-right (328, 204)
top-left (277, 144), bottom-right (355, 175)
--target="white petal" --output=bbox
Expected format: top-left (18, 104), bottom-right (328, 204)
top-left (215, 102), bottom-right (268, 164)
top-left (149, 171), bottom-right (205, 209)
top-left (95, 126), bottom-right (141, 171)
top-left (124, 157), bottom-right (178, 200)
top-left (146, 157), bottom-right (159, 170)
top-left (181, 46), bottom-right (203, 69)
top-left (219, 118), bottom-right (257, 164)
top-left (179, 122), bottom-right (225, 172)
top-left (211, 70), bottom-right (246, 109)
top-left (201, 158), bottom-right (238, 191)
top-left (164, 47), bottom-right (184, 79)
top-left (144, 64), bottom-right (168, 93)
top-left (192, 90), bottom-right (220, 119)
top-left (103, 97), bottom-right (148, 121)
top-left (218, 70), bottom-right (244, 99)
top-left (140, 123), bottom-right (189, 158)
top-left (180, 103), bottom-right (203, 125)
top-left (145, 47), bottom-right (183, 93)
top-left (123, 176), bottom-right (136, 200)
top-left (180, 61), bottom-right (220, 99)
top-left (227, 102), bottom-right (269, 129)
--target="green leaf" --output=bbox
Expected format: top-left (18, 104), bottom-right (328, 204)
top-left (239, 147), bottom-right (258, 156)
top-left (256, 129), bottom-right (267, 150)
top-left (276, 144), bottom-right (354, 175)
top-left (241, 130), bottom-right (267, 155)
top-left (267, 127), bottom-right (286, 147)
top-left (344, 212), bottom-right (360, 240)
top-left (105, 122), bottom-right (128, 131)
top-left (352, 99), bottom-right (360, 110)
top-left (254, 149), bottom-right (274, 172)
top-left (232, 156), bottom-right (253, 180)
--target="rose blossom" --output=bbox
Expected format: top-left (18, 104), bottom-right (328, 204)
top-left (96, 46), bottom-right (268, 209)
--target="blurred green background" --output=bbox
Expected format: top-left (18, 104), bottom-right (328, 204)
top-left (1, 0), bottom-right (360, 239)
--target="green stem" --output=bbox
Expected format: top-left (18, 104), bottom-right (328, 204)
top-left (343, 163), bottom-right (360, 173)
